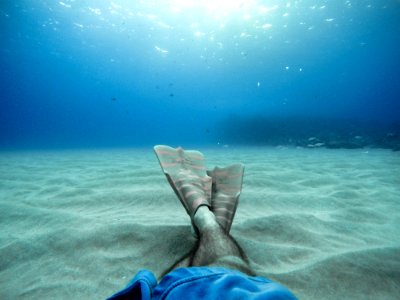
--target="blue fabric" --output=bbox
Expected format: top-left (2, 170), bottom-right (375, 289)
top-left (108, 267), bottom-right (297, 300)
top-left (107, 270), bottom-right (157, 300)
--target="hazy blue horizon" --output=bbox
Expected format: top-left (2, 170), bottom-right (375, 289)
top-left (1, 1), bottom-right (399, 149)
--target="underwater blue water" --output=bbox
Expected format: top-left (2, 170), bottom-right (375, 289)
top-left (1, 0), bottom-right (399, 149)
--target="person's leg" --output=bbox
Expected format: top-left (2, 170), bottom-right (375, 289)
top-left (161, 206), bottom-right (254, 277)
top-left (190, 206), bottom-right (255, 275)
top-left (154, 146), bottom-right (252, 276)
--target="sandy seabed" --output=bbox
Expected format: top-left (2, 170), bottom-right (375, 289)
top-left (1, 146), bottom-right (399, 299)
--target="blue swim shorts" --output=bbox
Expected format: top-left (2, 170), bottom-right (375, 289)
top-left (107, 267), bottom-right (297, 299)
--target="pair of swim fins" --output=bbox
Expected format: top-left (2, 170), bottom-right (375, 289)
top-left (154, 145), bottom-right (244, 233)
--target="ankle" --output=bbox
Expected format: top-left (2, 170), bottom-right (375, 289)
top-left (193, 206), bottom-right (218, 230)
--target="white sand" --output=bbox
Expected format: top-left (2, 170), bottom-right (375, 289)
top-left (1, 147), bottom-right (399, 299)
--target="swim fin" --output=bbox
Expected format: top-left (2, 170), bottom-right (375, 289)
top-left (207, 164), bottom-right (244, 233)
top-left (153, 145), bottom-right (212, 219)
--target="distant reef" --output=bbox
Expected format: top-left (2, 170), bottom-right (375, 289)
top-left (217, 116), bottom-right (400, 151)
